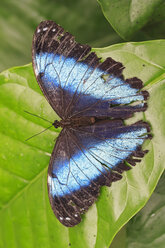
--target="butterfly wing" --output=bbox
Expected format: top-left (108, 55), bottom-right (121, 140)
top-left (32, 20), bottom-right (148, 119)
top-left (32, 21), bottom-right (151, 227)
top-left (47, 120), bottom-right (151, 227)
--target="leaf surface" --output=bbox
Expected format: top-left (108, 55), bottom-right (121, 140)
top-left (0, 40), bottom-right (165, 248)
top-left (126, 172), bottom-right (165, 248)
top-left (98, 0), bottom-right (165, 40)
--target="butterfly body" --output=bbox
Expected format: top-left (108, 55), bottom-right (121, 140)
top-left (53, 116), bottom-right (96, 128)
top-left (32, 20), bottom-right (151, 227)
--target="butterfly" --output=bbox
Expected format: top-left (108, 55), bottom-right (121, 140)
top-left (32, 20), bottom-right (151, 227)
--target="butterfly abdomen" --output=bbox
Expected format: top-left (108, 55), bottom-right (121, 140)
top-left (70, 116), bottom-right (96, 127)
top-left (55, 117), bottom-right (96, 128)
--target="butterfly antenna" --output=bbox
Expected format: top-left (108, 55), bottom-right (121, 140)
top-left (25, 125), bottom-right (53, 141)
top-left (24, 110), bottom-right (52, 124)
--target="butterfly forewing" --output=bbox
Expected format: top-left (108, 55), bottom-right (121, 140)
top-left (32, 21), bottom-right (148, 120)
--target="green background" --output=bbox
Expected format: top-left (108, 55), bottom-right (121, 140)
top-left (0, 0), bottom-right (164, 247)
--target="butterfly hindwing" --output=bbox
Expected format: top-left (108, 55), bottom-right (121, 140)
top-left (47, 120), bottom-right (151, 227)
top-left (32, 20), bottom-right (148, 120)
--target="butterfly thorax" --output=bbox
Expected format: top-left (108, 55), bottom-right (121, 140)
top-left (53, 117), bottom-right (96, 128)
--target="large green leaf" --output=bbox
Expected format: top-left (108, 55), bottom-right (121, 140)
top-left (0, 0), bottom-right (121, 72)
top-left (0, 40), bottom-right (164, 248)
top-left (98, 0), bottom-right (165, 41)
top-left (110, 172), bottom-right (165, 248)
top-left (126, 172), bottom-right (165, 248)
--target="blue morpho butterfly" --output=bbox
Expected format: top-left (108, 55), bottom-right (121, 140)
top-left (32, 20), bottom-right (151, 227)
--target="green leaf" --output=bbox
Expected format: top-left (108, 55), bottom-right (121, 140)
top-left (0, 0), bottom-right (121, 72)
top-left (110, 172), bottom-right (165, 248)
top-left (98, 0), bottom-right (165, 40)
top-left (126, 172), bottom-right (165, 248)
top-left (0, 40), bottom-right (164, 248)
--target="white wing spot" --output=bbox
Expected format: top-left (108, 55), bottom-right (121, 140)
top-left (43, 27), bottom-right (48, 31)
top-left (47, 175), bottom-right (51, 185)
top-left (52, 28), bottom-right (56, 32)
top-left (37, 29), bottom-right (41, 33)
top-left (75, 214), bottom-right (78, 217)
top-left (59, 216), bottom-right (63, 220)
top-left (66, 217), bottom-right (71, 221)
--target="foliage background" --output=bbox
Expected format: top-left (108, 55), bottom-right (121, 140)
top-left (0, 0), bottom-right (164, 247)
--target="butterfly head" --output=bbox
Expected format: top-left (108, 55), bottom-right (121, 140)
top-left (53, 120), bottom-right (60, 128)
